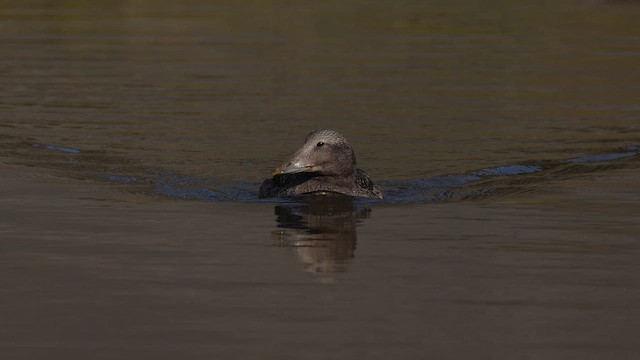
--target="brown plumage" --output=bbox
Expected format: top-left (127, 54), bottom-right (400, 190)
top-left (259, 130), bottom-right (384, 199)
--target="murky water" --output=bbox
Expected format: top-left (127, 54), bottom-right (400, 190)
top-left (1, 1), bottom-right (640, 359)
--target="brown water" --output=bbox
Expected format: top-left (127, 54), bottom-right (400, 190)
top-left (1, 1), bottom-right (640, 359)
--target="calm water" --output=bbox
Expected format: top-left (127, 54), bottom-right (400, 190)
top-left (1, 1), bottom-right (640, 359)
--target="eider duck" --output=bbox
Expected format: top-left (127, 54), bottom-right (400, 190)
top-left (258, 129), bottom-right (384, 199)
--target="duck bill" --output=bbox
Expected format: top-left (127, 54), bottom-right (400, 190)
top-left (272, 162), bottom-right (316, 176)
top-left (272, 145), bottom-right (324, 176)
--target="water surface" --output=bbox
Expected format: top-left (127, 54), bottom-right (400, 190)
top-left (1, 1), bottom-right (640, 359)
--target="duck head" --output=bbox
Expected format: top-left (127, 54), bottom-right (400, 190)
top-left (272, 130), bottom-right (356, 177)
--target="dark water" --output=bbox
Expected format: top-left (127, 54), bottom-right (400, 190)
top-left (2, 1), bottom-right (640, 359)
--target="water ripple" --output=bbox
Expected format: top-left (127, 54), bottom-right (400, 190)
top-left (32, 143), bottom-right (81, 154)
top-left (20, 141), bottom-right (640, 204)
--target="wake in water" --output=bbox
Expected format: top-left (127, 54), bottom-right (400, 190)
top-left (141, 145), bottom-right (640, 203)
top-left (381, 145), bottom-right (640, 204)
top-left (93, 144), bottom-right (640, 203)
top-left (7, 138), bottom-right (640, 204)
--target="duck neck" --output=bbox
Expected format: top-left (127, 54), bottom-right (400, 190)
top-left (319, 169), bottom-right (356, 187)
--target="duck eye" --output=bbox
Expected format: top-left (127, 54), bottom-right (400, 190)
top-left (316, 141), bottom-right (324, 147)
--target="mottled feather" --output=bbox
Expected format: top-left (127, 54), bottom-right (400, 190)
top-left (259, 130), bottom-right (383, 199)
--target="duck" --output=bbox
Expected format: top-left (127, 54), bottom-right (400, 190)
top-left (258, 129), bottom-right (384, 199)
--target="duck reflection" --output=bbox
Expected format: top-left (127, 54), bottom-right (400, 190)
top-left (272, 196), bottom-right (371, 273)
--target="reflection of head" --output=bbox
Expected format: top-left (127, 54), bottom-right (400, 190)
top-left (272, 196), bottom-right (371, 273)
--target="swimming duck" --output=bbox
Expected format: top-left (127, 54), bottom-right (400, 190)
top-left (258, 129), bottom-right (384, 199)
